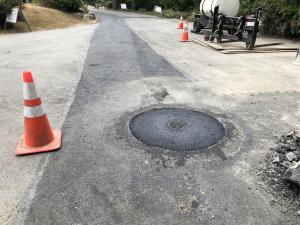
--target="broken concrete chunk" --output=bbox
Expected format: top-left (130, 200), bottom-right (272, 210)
top-left (279, 143), bottom-right (291, 150)
top-left (289, 161), bottom-right (300, 170)
top-left (286, 152), bottom-right (297, 162)
top-left (271, 145), bottom-right (281, 151)
top-left (283, 167), bottom-right (300, 188)
top-left (287, 130), bottom-right (300, 145)
top-left (272, 156), bottom-right (280, 163)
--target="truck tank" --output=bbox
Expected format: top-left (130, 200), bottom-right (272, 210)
top-left (200, 0), bottom-right (240, 17)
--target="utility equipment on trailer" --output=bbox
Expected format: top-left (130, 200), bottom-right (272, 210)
top-left (192, 0), bottom-right (262, 49)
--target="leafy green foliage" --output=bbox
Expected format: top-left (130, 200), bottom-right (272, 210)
top-left (0, 0), bottom-right (22, 15)
top-left (240, 0), bottom-right (300, 37)
top-left (37, 0), bottom-right (83, 12)
top-left (106, 0), bottom-right (113, 8)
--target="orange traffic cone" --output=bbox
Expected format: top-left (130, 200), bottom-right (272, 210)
top-left (177, 15), bottom-right (183, 29)
top-left (16, 71), bottom-right (62, 156)
top-left (180, 20), bottom-right (190, 42)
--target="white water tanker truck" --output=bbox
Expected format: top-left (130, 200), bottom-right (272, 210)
top-left (192, 0), bottom-right (262, 49)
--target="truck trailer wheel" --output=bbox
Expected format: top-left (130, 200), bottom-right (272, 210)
top-left (245, 30), bottom-right (257, 49)
top-left (192, 17), bottom-right (203, 34)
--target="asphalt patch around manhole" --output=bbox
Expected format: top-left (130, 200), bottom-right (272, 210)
top-left (129, 107), bottom-right (225, 152)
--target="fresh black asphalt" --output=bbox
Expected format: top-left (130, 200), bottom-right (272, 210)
top-left (129, 107), bottom-right (225, 151)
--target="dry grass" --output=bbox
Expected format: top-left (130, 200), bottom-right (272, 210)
top-left (4, 4), bottom-right (97, 33)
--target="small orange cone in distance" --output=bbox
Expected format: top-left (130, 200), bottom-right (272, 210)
top-left (180, 20), bottom-right (190, 42)
top-left (16, 71), bottom-right (62, 156)
top-left (177, 15), bottom-right (183, 29)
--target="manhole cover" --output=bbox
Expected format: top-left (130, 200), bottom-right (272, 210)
top-left (129, 108), bottom-right (225, 152)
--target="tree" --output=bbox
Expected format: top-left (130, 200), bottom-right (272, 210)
top-left (131, 0), bottom-right (136, 10)
top-left (112, 0), bottom-right (118, 9)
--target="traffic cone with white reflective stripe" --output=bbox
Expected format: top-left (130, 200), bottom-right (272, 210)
top-left (177, 15), bottom-right (183, 29)
top-left (180, 20), bottom-right (190, 42)
top-left (16, 71), bottom-right (62, 156)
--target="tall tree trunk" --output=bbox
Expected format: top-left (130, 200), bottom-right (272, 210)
top-left (112, 0), bottom-right (119, 9)
top-left (131, 0), bottom-right (136, 10)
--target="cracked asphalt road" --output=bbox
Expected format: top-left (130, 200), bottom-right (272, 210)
top-left (18, 10), bottom-right (300, 225)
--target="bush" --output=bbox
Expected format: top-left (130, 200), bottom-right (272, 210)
top-left (0, 0), bottom-right (22, 15)
top-left (240, 0), bottom-right (300, 38)
top-left (85, 0), bottom-right (97, 5)
top-left (162, 9), bottom-right (190, 19)
top-left (137, 8), bottom-right (146, 13)
top-left (37, 0), bottom-right (83, 12)
top-left (105, 0), bottom-right (112, 8)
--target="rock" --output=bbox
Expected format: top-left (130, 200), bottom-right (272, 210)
top-left (283, 167), bottom-right (300, 189)
top-left (272, 156), bottom-right (280, 163)
top-left (282, 161), bottom-right (291, 168)
top-left (286, 152), bottom-right (297, 162)
top-left (266, 131), bottom-right (300, 196)
top-left (74, 13), bottom-right (84, 19)
top-left (287, 131), bottom-right (295, 138)
top-left (177, 196), bottom-right (199, 212)
top-left (89, 12), bottom-right (96, 20)
top-left (289, 161), bottom-right (300, 170)
top-left (269, 199), bottom-right (277, 206)
top-left (82, 13), bottom-right (96, 21)
top-left (279, 143), bottom-right (291, 151)
top-left (271, 145), bottom-right (281, 151)
top-left (287, 130), bottom-right (300, 143)
top-left (83, 14), bottom-right (90, 20)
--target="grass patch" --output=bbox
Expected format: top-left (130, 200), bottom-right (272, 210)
top-left (2, 4), bottom-right (97, 33)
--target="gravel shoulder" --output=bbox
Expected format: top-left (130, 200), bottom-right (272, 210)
top-left (0, 24), bottom-right (97, 225)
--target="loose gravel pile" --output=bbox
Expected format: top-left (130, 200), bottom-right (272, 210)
top-left (271, 131), bottom-right (300, 190)
top-left (260, 131), bottom-right (300, 216)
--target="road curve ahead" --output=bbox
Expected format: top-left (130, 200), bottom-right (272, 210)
top-left (22, 10), bottom-right (291, 225)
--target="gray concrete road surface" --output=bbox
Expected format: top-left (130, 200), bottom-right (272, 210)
top-left (17, 10), bottom-right (300, 225)
top-left (0, 24), bottom-right (97, 225)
